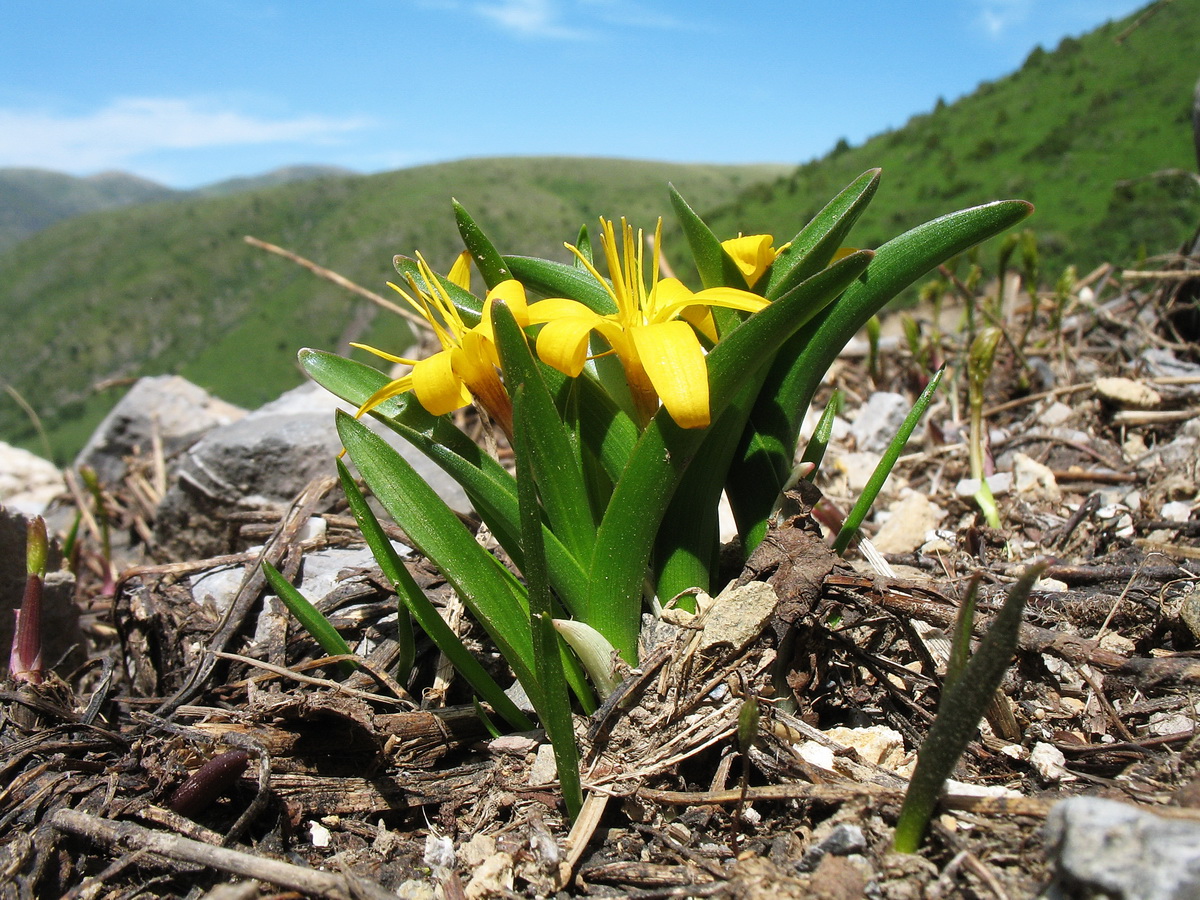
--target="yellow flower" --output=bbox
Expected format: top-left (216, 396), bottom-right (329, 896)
top-left (351, 255), bottom-right (529, 436)
top-left (530, 218), bottom-right (769, 429)
top-left (721, 234), bottom-right (779, 288)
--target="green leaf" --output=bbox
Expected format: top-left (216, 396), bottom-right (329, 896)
top-left (653, 372), bottom-right (767, 603)
top-left (574, 224), bottom-right (593, 270)
top-left (335, 458), bottom-right (534, 730)
top-left (764, 168), bottom-right (880, 301)
top-left (728, 199), bottom-right (1034, 551)
top-left (893, 560), bottom-right (1049, 853)
top-left (799, 389), bottom-right (842, 478)
top-left (512, 383), bottom-right (583, 819)
top-left (491, 301), bottom-right (598, 567)
top-left (504, 255), bottom-right (618, 314)
top-left (668, 184), bottom-right (749, 290)
top-left (945, 573), bottom-right (981, 691)
top-left (453, 200), bottom-right (513, 289)
top-left (261, 561), bottom-right (358, 677)
top-left (336, 412), bottom-right (540, 698)
top-left (588, 249), bottom-right (875, 661)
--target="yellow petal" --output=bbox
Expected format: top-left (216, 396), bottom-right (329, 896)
top-left (526, 297), bottom-right (597, 324)
top-left (356, 373), bottom-right (416, 417)
top-left (411, 351), bottom-right (472, 416)
top-left (679, 306), bottom-right (718, 343)
top-left (721, 234), bottom-right (777, 288)
top-left (535, 316), bottom-right (599, 377)
top-left (350, 342), bottom-right (419, 366)
top-left (448, 250), bottom-right (473, 291)
top-left (631, 321), bottom-right (710, 429)
top-left (479, 279), bottom-right (532, 345)
top-left (457, 329), bottom-right (501, 379)
top-left (488, 280), bottom-right (529, 323)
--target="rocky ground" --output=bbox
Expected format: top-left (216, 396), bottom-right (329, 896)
top-left (3, 251), bottom-right (1200, 899)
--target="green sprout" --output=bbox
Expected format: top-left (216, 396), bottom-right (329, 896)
top-left (967, 327), bottom-right (1003, 529)
top-left (9, 516), bottom-right (48, 684)
top-left (865, 315), bottom-right (882, 383)
top-left (289, 172), bottom-right (1031, 817)
top-left (893, 560), bottom-right (1048, 852)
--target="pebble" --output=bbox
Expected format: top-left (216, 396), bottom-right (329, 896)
top-left (850, 391), bottom-right (912, 453)
top-left (872, 493), bottom-right (947, 554)
top-left (1042, 796), bottom-right (1200, 899)
top-left (1094, 376), bottom-right (1162, 409)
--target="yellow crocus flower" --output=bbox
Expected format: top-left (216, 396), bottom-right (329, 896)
top-left (530, 218), bottom-right (769, 429)
top-left (352, 255), bottom-right (530, 437)
top-left (721, 233), bottom-right (779, 288)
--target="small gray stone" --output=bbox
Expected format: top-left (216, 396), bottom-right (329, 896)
top-left (1041, 796), bottom-right (1200, 900)
top-left (75, 375), bottom-right (246, 487)
top-left (797, 823), bottom-right (867, 871)
top-left (819, 823), bottom-right (867, 856)
top-left (849, 392), bottom-right (911, 453)
top-left (153, 381), bottom-right (471, 559)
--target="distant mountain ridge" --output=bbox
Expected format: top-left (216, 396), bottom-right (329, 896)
top-left (0, 164), bottom-right (358, 252)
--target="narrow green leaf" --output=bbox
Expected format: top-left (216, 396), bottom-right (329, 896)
top-left (512, 384), bottom-right (583, 819)
top-left (893, 559), bottom-right (1049, 853)
top-left (668, 184), bottom-right (749, 290)
top-left (945, 573), bottom-right (981, 691)
top-left (504, 255), bottom-right (618, 314)
top-left (728, 199), bottom-right (1035, 551)
top-left (453, 200), bottom-right (513, 289)
top-left (574, 224), bottom-right (593, 269)
top-left (799, 389), bottom-right (842, 478)
top-left (653, 372), bottom-right (768, 604)
top-left (833, 366), bottom-right (944, 556)
top-left (337, 412), bottom-right (540, 698)
top-left (491, 301), bottom-right (598, 567)
top-left (261, 561), bottom-right (358, 677)
top-left (336, 458), bottom-right (534, 730)
top-left (764, 169), bottom-right (881, 301)
top-left (395, 605), bottom-right (416, 688)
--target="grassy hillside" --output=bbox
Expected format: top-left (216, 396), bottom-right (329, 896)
top-left (706, 0), bottom-right (1199, 280)
top-left (0, 165), bottom-right (367, 253)
top-left (0, 169), bottom-right (176, 253)
top-left (0, 158), bottom-right (786, 460)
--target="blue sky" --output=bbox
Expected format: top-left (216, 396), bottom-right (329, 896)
top-left (0, 0), bottom-right (1150, 188)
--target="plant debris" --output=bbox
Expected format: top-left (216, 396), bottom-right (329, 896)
top-left (5, 259), bottom-right (1200, 899)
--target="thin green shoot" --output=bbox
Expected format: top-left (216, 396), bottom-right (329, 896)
top-left (893, 559), bottom-right (1049, 853)
top-left (261, 560), bottom-right (359, 678)
top-left (833, 367), bottom-right (945, 556)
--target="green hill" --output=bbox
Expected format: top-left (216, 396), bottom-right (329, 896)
top-left (0, 169), bottom-right (176, 253)
top-left (0, 165), bottom-right (366, 253)
top-left (704, 0), bottom-right (1199, 279)
top-left (0, 158), bottom-right (786, 460)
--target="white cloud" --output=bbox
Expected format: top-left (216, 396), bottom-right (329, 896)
top-left (972, 0), bottom-right (1034, 38)
top-left (473, 0), bottom-right (587, 38)
top-left (0, 97), bottom-right (370, 174)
